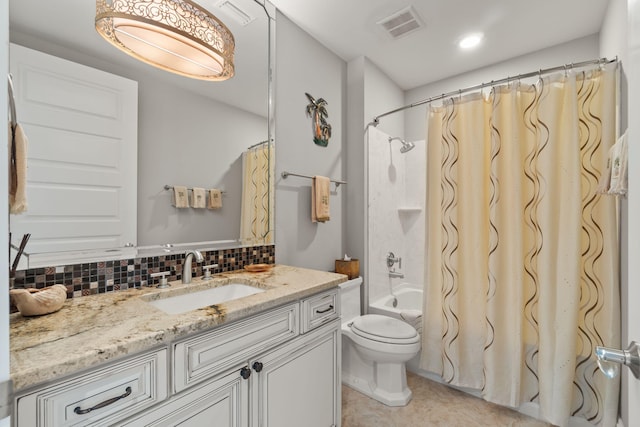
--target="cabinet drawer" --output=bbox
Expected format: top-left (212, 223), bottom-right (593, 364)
top-left (301, 288), bottom-right (339, 333)
top-left (15, 348), bottom-right (168, 427)
top-left (173, 303), bottom-right (299, 392)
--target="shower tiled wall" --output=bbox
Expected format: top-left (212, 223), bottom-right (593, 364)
top-left (367, 127), bottom-right (425, 303)
top-left (11, 244), bottom-right (275, 300)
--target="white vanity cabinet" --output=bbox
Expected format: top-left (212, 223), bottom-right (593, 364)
top-left (13, 287), bottom-right (341, 427)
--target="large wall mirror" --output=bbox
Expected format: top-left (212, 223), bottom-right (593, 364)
top-left (9, 0), bottom-right (275, 268)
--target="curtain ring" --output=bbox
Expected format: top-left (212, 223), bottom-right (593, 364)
top-left (458, 89), bottom-right (462, 100)
top-left (564, 64), bottom-right (568, 76)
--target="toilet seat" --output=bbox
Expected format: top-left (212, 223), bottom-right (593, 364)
top-left (350, 314), bottom-right (419, 345)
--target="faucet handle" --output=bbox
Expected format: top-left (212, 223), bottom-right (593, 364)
top-left (202, 264), bottom-right (219, 279)
top-left (150, 271), bottom-right (171, 288)
top-left (386, 252), bottom-right (402, 269)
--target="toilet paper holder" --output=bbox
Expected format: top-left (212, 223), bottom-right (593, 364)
top-left (595, 341), bottom-right (640, 379)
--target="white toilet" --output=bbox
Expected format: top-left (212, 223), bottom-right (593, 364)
top-left (340, 277), bottom-right (420, 406)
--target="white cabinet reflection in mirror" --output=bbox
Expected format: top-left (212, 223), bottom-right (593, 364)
top-left (9, 43), bottom-right (138, 255)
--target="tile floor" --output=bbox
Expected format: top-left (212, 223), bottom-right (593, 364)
top-left (341, 372), bottom-right (554, 427)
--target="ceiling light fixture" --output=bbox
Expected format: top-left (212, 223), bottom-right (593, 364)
top-left (458, 33), bottom-right (483, 50)
top-left (95, 0), bottom-right (235, 81)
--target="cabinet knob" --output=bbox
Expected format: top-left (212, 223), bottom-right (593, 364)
top-left (252, 361), bottom-right (264, 372)
top-left (240, 366), bottom-right (252, 380)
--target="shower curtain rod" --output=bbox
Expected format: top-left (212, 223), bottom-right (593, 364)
top-left (370, 57), bottom-right (617, 126)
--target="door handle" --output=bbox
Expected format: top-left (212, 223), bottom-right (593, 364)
top-left (595, 341), bottom-right (640, 379)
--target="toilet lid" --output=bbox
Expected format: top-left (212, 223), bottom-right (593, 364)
top-left (350, 314), bottom-right (419, 344)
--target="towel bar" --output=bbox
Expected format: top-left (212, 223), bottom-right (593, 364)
top-left (280, 171), bottom-right (347, 188)
top-left (164, 185), bottom-right (226, 194)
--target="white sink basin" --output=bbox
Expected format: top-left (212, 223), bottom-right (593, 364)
top-left (147, 283), bottom-right (265, 314)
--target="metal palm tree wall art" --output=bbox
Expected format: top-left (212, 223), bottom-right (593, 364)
top-left (305, 92), bottom-right (332, 147)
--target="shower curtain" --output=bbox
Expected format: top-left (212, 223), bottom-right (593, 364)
top-left (421, 64), bottom-right (619, 427)
top-left (240, 142), bottom-right (274, 245)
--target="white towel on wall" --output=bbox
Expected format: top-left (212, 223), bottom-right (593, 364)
top-left (173, 186), bottom-right (189, 208)
top-left (208, 188), bottom-right (222, 209)
top-left (608, 131), bottom-right (628, 196)
top-left (9, 123), bottom-right (28, 214)
top-left (191, 187), bottom-right (206, 208)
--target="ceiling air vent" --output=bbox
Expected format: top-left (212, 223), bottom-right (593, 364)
top-left (215, 0), bottom-right (256, 26)
top-left (377, 6), bottom-right (424, 39)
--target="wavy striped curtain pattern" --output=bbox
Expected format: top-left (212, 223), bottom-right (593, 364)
top-left (240, 142), bottom-right (274, 245)
top-left (421, 64), bottom-right (619, 427)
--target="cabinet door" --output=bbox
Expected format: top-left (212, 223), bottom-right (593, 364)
top-left (251, 321), bottom-right (340, 427)
top-left (122, 366), bottom-right (249, 427)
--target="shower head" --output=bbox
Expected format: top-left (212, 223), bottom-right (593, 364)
top-left (389, 136), bottom-right (415, 154)
top-left (400, 141), bottom-right (415, 153)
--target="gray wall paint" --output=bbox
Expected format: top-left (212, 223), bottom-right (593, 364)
top-left (346, 57), bottom-right (366, 275)
top-left (274, 12), bottom-right (347, 271)
top-left (137, 78), bottom-right (266, 246)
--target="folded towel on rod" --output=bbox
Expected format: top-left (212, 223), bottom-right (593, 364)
top-left (191, 187), bottom-right (206, 208)
top-left (311, 175), bottom-right (330, 223)
top-left (172, 186), bottom-right (189, 208)
top-left (608, 130), bottom-right (628, 196)
top-left (9, 122), bottom-right (28, 214)
top-left (208, 189), bottom-right (222, 209)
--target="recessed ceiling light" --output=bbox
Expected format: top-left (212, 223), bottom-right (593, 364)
top-left (459, 33), bottom-right (483, 49)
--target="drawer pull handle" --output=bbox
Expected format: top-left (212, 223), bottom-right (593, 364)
top-left (240, 366), bottom-right (252, 380)
top-left (315, 305), bottom-right (334, 314)
top-left (252, 361), bottom-right (264, 372)
top-left (74, 386), bottom-right (132, 415)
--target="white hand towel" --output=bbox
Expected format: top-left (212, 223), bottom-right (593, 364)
top-left (9, 123), bottom-right (28, 214)
top-left (608, 131), bottom-right (628, 196)
top-left (173, 186), bottom-right (189, 208)
top-left (191, 187), bottom-right (206, 208)
top-left (208, 189), bottom-right (222, 209)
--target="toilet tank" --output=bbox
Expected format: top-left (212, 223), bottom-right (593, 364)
top-left (339, 277), bottom-right (363, 322)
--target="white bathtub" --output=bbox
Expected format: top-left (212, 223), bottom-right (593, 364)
top-left (369, 286), bottom-right (423, 333)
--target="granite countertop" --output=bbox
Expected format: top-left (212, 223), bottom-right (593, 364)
top-left (10, 265), bottom-right (347, 392)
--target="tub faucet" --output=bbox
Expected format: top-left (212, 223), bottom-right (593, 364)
top-left (387, 252), bottom-right (402, 269)
top-left (182, 250), bottom-right (204, 284)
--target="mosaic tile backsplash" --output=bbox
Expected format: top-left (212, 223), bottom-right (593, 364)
top-left (11, 245), bottom-right (275, 303)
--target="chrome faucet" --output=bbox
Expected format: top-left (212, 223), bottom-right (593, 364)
top-left (387, 252), bottom-right (402, 269)
top-left (182, 250), bottom-right (204, 284)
